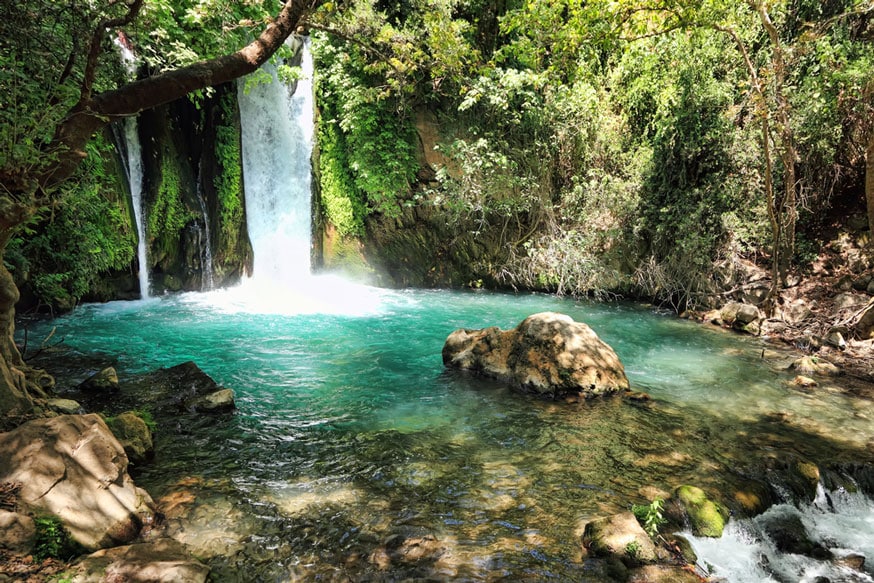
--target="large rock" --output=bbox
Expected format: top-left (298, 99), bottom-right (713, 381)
top-left (130, 361), bottom-right (236, 414)
top-left (0, 414), bottom-right (155, 550)
top-left (68, 538), bottom-right (209, 583)
top-left (582, 512), bottom-right (658, 564)
top-left (442, 312), bottom-right (629, 398)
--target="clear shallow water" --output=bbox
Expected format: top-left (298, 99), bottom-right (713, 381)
top-left (24, 284), bottom-right (874, 581)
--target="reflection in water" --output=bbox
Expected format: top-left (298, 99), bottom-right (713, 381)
top-left (29, 288), bottom-right (874, 581)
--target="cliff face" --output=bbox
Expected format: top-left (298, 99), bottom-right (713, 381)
top-left (316, 107), bottom-right (534, 290)
top-left (138, 83), bottom-right (252, 294)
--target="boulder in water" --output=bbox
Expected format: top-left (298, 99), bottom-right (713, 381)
top-left (78, 367), bottom-right (120, 393)
top-left (105, 412), bottom-right (154, 465)
top-left (759, 510), bottom-right (832, 560)
top-left (0, 414), bottom-right (155, 550)
top-left (190, 388), bottom-right (235, 413)
top-left (582, 512), bottom-right (659, 564)
top-left (127, 361), bottom-right (236, 414)
top-left (442, 312), bottom-right (629, 399)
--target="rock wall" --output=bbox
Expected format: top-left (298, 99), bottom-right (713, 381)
top-left (138, 84), bottom-right (252, 293)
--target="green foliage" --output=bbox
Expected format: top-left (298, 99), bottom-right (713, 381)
top-left (33, 515), bottom-right (81, 561)
top-left (134, 0), bottom-right (286, 73)
top-left (313, 34), bottom-right (419, 218)
top-left (6, 134), bottom-right (135, 309)
top-left (632, 497), bottom-right (666, 538)
top-left (624, 539), bottom-right (642, 561)
top-left (213, 92), bottom-right (245, 250)
top-left (0, 0), bottom-right (131, 177)
top-left (147, 149), bottom-right (196, 258)
top-left (318, 114), bottom-right (366, 236)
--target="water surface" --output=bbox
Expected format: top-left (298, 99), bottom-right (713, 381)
top-left (26, 286), bottom-right (874, 581)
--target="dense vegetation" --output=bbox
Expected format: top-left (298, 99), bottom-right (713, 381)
top-left (1, 0), bottom-right (872, 312)
top-left (314, 0), bottom-right (873, 308)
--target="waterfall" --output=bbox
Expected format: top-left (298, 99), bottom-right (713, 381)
top-left (209, 35), bottom-right (380, 316)
top-left (120, 117), bottom-right (151, 300)
top-left (114, 35), bottom-right (151, 300)
top-left (195, 178), bottom-right (215, 290)
top-left (237, 36), bottom-right (314, 286)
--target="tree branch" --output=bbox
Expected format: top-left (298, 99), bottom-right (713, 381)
top-left (79, 0), bottom-right (144, 104)
top-left (41, 0), bottom-right (321, 191)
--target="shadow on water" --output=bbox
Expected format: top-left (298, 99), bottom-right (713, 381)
top-left (100, 373), bottom-right (873, 582)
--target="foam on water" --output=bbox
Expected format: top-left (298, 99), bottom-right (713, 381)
top-left (686, 484), bottom-right (874, 582)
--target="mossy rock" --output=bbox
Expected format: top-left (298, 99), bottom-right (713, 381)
top-left (675, 485), bottom-right (729, 537)
top-left (105, 412), bottom-right (154, 465)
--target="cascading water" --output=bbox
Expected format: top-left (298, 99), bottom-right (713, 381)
top-left (120, 116), bottom-right (151, 300)
top-left (685, 482), bottom-right (874, 582)
top-left (232, 36), bottom-right (379, 315)
top-left (194, 178), bottom-right (215, 290)
top-left (114, 36), bottom-right (151, 299)
top-left (238, 36), bottom-right (314, 284)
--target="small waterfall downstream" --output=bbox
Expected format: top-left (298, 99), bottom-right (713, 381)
top-left (114, 36), bottom-right (151, 299)
top-left (120, 117), bottom-right (151, 300)
top-left (194, 178), bottom-right (215, 290)
top-left (685, 483), bottom-right (874, 582)
top-left (237, 36), bottom-right (314, 285)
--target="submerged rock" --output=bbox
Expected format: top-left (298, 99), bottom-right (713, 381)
top-left (789, 356), bottom-right (841, 377)
top-left (0, 414), bottom-right (155, 550)
top-left (68, 538), bottom-right (209, 583)
top-left (442, 312), bottom-right (629, 399)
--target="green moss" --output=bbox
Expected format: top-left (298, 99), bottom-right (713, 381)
top-left (6, 133), bottom-right (136, 309)
top-left (214, 93), bottom-right (245, 252)
top-left (675, 485), bottom-right (729, 537)
top-left (147, 147), bottom-right (196, 262)
top-left (33, 515), bottom-right (82, 561)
